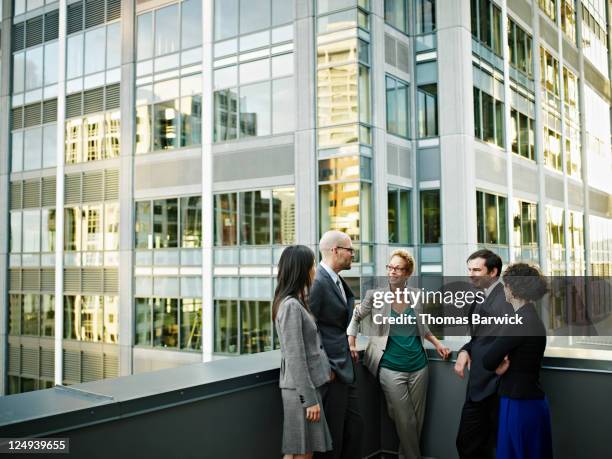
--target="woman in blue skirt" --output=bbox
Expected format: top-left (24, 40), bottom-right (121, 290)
top-left (483, 263), bottom-right (553, 459)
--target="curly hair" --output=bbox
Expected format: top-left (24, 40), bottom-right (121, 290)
top-left (502, 263), bottom-right (549, 302)
top-left (389, 249), bottom-right (415, 276)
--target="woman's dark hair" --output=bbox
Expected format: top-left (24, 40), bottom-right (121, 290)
top-left (502, 263), bottom-right (549, 302)
top-left (272, 245), bottom-right (316, 321)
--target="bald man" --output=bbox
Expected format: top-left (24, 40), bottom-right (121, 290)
top-left (311, 230), bottom-right (364, 459)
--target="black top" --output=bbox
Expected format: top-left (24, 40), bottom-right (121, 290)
top-left (482, 303), bottom-right (547, 399)
top-left (460, 283), bottom-right (515, 401)
top-left (310, 265), bottom-right (356, 385)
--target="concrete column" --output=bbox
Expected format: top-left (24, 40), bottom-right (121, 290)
top-left (54, 0), bottom-right (67, 386)
top-left (501, 0), bottom-right (514, 264)
top-left (532, 5), bottom-right (550, 274)
top-left (437, 0), bottom-right (478, 275)
top-left (294, 0), bottom-right (317, 249)
top-left (118, 0), bottom-right (136, 375)
top-left (555, 0), bottom-right (572, 275)
top-left (0, 0), bottom-right (14, 395)
top-left (576, 3), bottom-right (591, 275)
top-left (202, 0), bottom-right (214, 358)
top-left (370, 0), bottom-right (389, 274)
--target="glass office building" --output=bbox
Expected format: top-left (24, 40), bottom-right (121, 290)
top-left (1, 0), bottom-right (611, 394)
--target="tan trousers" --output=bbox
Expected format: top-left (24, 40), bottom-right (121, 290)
top-left (378, 365), bottom-right (429, 459)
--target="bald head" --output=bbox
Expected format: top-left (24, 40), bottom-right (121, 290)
top-left (319, 230), bottom-right (350, 252)
top-left (319, 230), bottom-right (353, 273)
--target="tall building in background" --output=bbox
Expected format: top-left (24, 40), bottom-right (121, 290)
top-left (1, 0), bottom-right (611, 395)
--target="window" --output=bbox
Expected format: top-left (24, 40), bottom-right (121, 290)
top-left (213, 56), bottom-right (294, 142)
top-left (561, 0), bottom-right (576, 43)
top-left (512, 199), bottom-right (538, 253)
top-left (388, 187), bottom-right (411, 244)
top-left (153, 199), bottom-right (179, 249)
top-left (543, 127), bottom-right (562, 171)
top-left (540, 47), bottom-right (559, 97)
top-left (22, 210), bottom-right (41, 253)
top-left (508, 19), bottom-right (533, 78)
top-left (546, 206), bottom-right (565, 274)
top-left (384, 0), bottom-right (407, 32)
top-left (215, 299), bottom-right (238, 353)
top-left (415, 0), bottom-right (435, 34)
top-left (476, 191), bottom-right (508, 245)
top-left (22, 294), bottom-right (40, 336)
top-left (63, 296), bottom-right (118, 343)
top-left (539, 0), bottom-right (556, 21)
top-left (214, 0), bottom-right (293, 41)
top-left (510, 108), bottom-right (535, 160)
top-left (153, 298), bottom-right (179, 348)
top-left (65, 110), bottom-right (121, 164)
top-left (214, 188), bottom-right (295, 246)
top-left (386, 75), bottom-right (409, 138)
top-left (64, 203), bottom-right (118, 256)
top-left (420, 190), bottom-right (440, 244)
top-left (471, 0), bottom-right (502, 56)
top-left (241, 300), bottom-right (273, 354)
top-left (417, 84), bottom-right (437, 138)
top-left (473, 86), bottom-right (504, 147)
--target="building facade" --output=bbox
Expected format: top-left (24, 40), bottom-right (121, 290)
top-left (1, 0), bottom-right (611, 395)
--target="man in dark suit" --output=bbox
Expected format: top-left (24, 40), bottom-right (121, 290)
top-left (310, 230), bottom-right (364, 459)
top-left (454, 249), bottom-right (514, 459)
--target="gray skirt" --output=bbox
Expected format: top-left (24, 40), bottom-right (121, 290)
top-left (281, 387), bottom-right (333, 455)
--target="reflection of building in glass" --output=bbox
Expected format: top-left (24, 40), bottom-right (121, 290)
top-left (2, 0), bottom-right (612, 397)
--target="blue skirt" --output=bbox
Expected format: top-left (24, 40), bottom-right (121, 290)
top-left (497, 396), bottom-right (553, 459)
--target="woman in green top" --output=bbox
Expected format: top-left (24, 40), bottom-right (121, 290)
top-left (347, 250), bottom-right (450, 459)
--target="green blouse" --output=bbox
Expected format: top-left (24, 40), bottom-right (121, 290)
top-left (379, 308), bottom-right (427, 373)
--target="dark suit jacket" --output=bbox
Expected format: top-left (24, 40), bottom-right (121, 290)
top-left (460, 282), bottom-right (515, 402)
top-left (482, 303), bottom-right (547, 399)
top-left (310, 264), bottom-right (355, 385)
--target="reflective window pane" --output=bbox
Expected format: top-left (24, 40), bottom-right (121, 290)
top-left (239, 58), bottom-right (270, 85)
top-left (67, 34), bottom-right (84, 79)
top-left (153, 198), bottom-right (179, 248)
top-left (240, 0), bottom-right (270, 35)
top-left (9, 294), bottom-right (21, 335)
top-left (64, 207), bottom-right (82, 251)
top-left (241, 300), bottom-right (272, 354)
top-left (155, 4), bottom-right (180, 56)
top-left (137, 13), bottom-right (154, 61)
top-left (153, 298), bottom-right (178, 348)
top-left (239, 81), bottom-right (271, 137)
top-left (106, 22), bottom-right (121, 69)
top-left (181, 196), bottom-right (202, 248)
top-left (44, 42), bottom-right (58, 85)
top-left (214, 193), bottom-right (238, 245)
top-left (420, 189), bottom-right (440, 243)
top-left (180, 96), bottom-right (202, 147)
top-left (154, 100), bottom-right (180, 150)
top-left (104, 296), bottom-right (119, 344)
top-left (105, 203), bottom-right (120, 250)
top-left (182, 0), bottom-right (202, 49)
top-left (8, 60), bottom-right (21, 101)
top-left (272, 0), bottom-right (293, 26)
top-left (84, 114), bottom-right (104, 162)
top-left (385, 0), bottom-right (407, 32)
top-left (41, 294), bottom-right (54, 337)
top-left (319, 182), bottom-right (362, 242)
top-left (22, 294), bottom-right (40, 336)
top-left (23, 127), bottom-right (42, 170)
top-left (272, 77), bottom-right (295, 134)
top-left (135, 201), bottom-right (152, 249)
top-left (272, 53), bottom-right (293, 78)
top-left (85, 27), bottom-right (106, 75)
top-left (214, 299), bottom-right (238, 353)
top-left (12, 131), bottom-right (24, 172)
top-left (81, 295), bottom-right (103, 342)
top-left (181, 298), bottom-right (202, 350)
top-left (41, 208), bottom-right (56, 252)
top-left (135, 298), bottom-right (152, 345)
top-left (240, 191), bottom-right (271, 245)
top-left (63, 295), bottom-right (79, 340)
top-left (65, 118), bottom-right (83, 164)
top-left (272, 188), bottom-right (295, 245)
top-left (82, 205), bottom-right (103, 251)
top-left (136, 105), bottom-right (152, 154)
top-left (10, 212), bottom-right (22, 253)
top-left (214, 0), bottom-right (238, 40)
top-left (25, 47), bottom-right (43, 90)
top-left (214, 89), bottom-right (238, 141)
top-left (42, 124), bottom-right (57, 168)
top-left (22, 210), bottom-right (41, 253)
top-left (105, 111), bottom-right (121, 159)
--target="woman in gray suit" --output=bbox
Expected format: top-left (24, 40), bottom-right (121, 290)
top-left (347, 249), bottom-right (450, 459)
top-left (274, 245), bottom-right (333, 459)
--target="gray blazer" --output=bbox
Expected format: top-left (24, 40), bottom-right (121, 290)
top-left (310, 265), bottom-right (356, 384)
top-left (347, 286), bottom-right (432, 377)
top-left (276, 296), bottom-right (331, 407)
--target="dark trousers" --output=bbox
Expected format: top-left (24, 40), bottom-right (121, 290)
top-left (314, 380), bottom-right (364, 459)
top-left (456, 394), bottom-right (500, 459)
